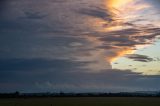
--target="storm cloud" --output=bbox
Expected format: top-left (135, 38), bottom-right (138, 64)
top-left (0, 0), bottom-right (160, 92)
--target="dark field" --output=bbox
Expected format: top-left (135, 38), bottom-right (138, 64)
top-left (0, 97), bottom-right (160, 106)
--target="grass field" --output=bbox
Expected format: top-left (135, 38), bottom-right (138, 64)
top-left (0, 97), bottom-right (160, 106)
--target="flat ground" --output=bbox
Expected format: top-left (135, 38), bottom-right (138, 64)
top-left (0, 97), bottom-right (160, 106)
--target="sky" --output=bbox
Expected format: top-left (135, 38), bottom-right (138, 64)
top-left (0, 0), bottom-right (160, 93)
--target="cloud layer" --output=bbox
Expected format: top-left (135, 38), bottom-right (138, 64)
top-left (0, 0), bottom-right (160, 92)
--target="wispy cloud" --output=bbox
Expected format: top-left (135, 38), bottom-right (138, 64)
top-left (126, 54), bottom-right (154, 62)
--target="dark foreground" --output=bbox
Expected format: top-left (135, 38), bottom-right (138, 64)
top-left (0, 97), bottom-right (160, 106)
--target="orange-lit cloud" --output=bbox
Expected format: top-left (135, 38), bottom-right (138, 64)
top-left (99, 0), bottom-right (152, 63)
top-left (82, 0), bottom-right (156, 66)
top-left (106, 0), bottom-right (134, 8)
top-left (108, 48), bottom-right (135, 63)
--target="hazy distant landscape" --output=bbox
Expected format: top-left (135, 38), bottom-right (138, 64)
top-left (0, 92), bottom-right (160, 106)
top-left (1, 97), bottom-right (160, 106)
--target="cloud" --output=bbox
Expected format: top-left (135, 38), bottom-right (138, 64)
top-left (99, 26), bottom-right (160, 47)
top-left (126, 54), bottom-right (154, 62)
top-left (34, 69), bottom-right (160, 92)
top-left (0, 0), bottom-right (160, 92)
top-left (0, 58), bottom-right (89, 72)
top-left (78, 7), bottom-right (114, 22)
top-left (23, 11), bottom-right (47, 20)
top-left (51, 0), bottom-right (69, 3)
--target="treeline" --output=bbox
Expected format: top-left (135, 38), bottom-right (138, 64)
top-left (0, 91), bottom-right (160, 98)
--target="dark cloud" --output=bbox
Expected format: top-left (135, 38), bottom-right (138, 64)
top-left (78, 7), bottom-right (114, 21)
top-left (51, 0), bottom-right (71, 3)
top-left (24, 69), bottom-right (160, 92)
top-left (126, 54), bottom-right (154, 62)
top-left (0, 0), bottom-right (8, 12)
top-left (23, 11), bottom-right (47, 20)
top-left (100, 34), bottom-right (139, 47)
top-left (97, 26), bottom-right (160, 49)
top-left (0, 58), bottom-right (87, 72)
